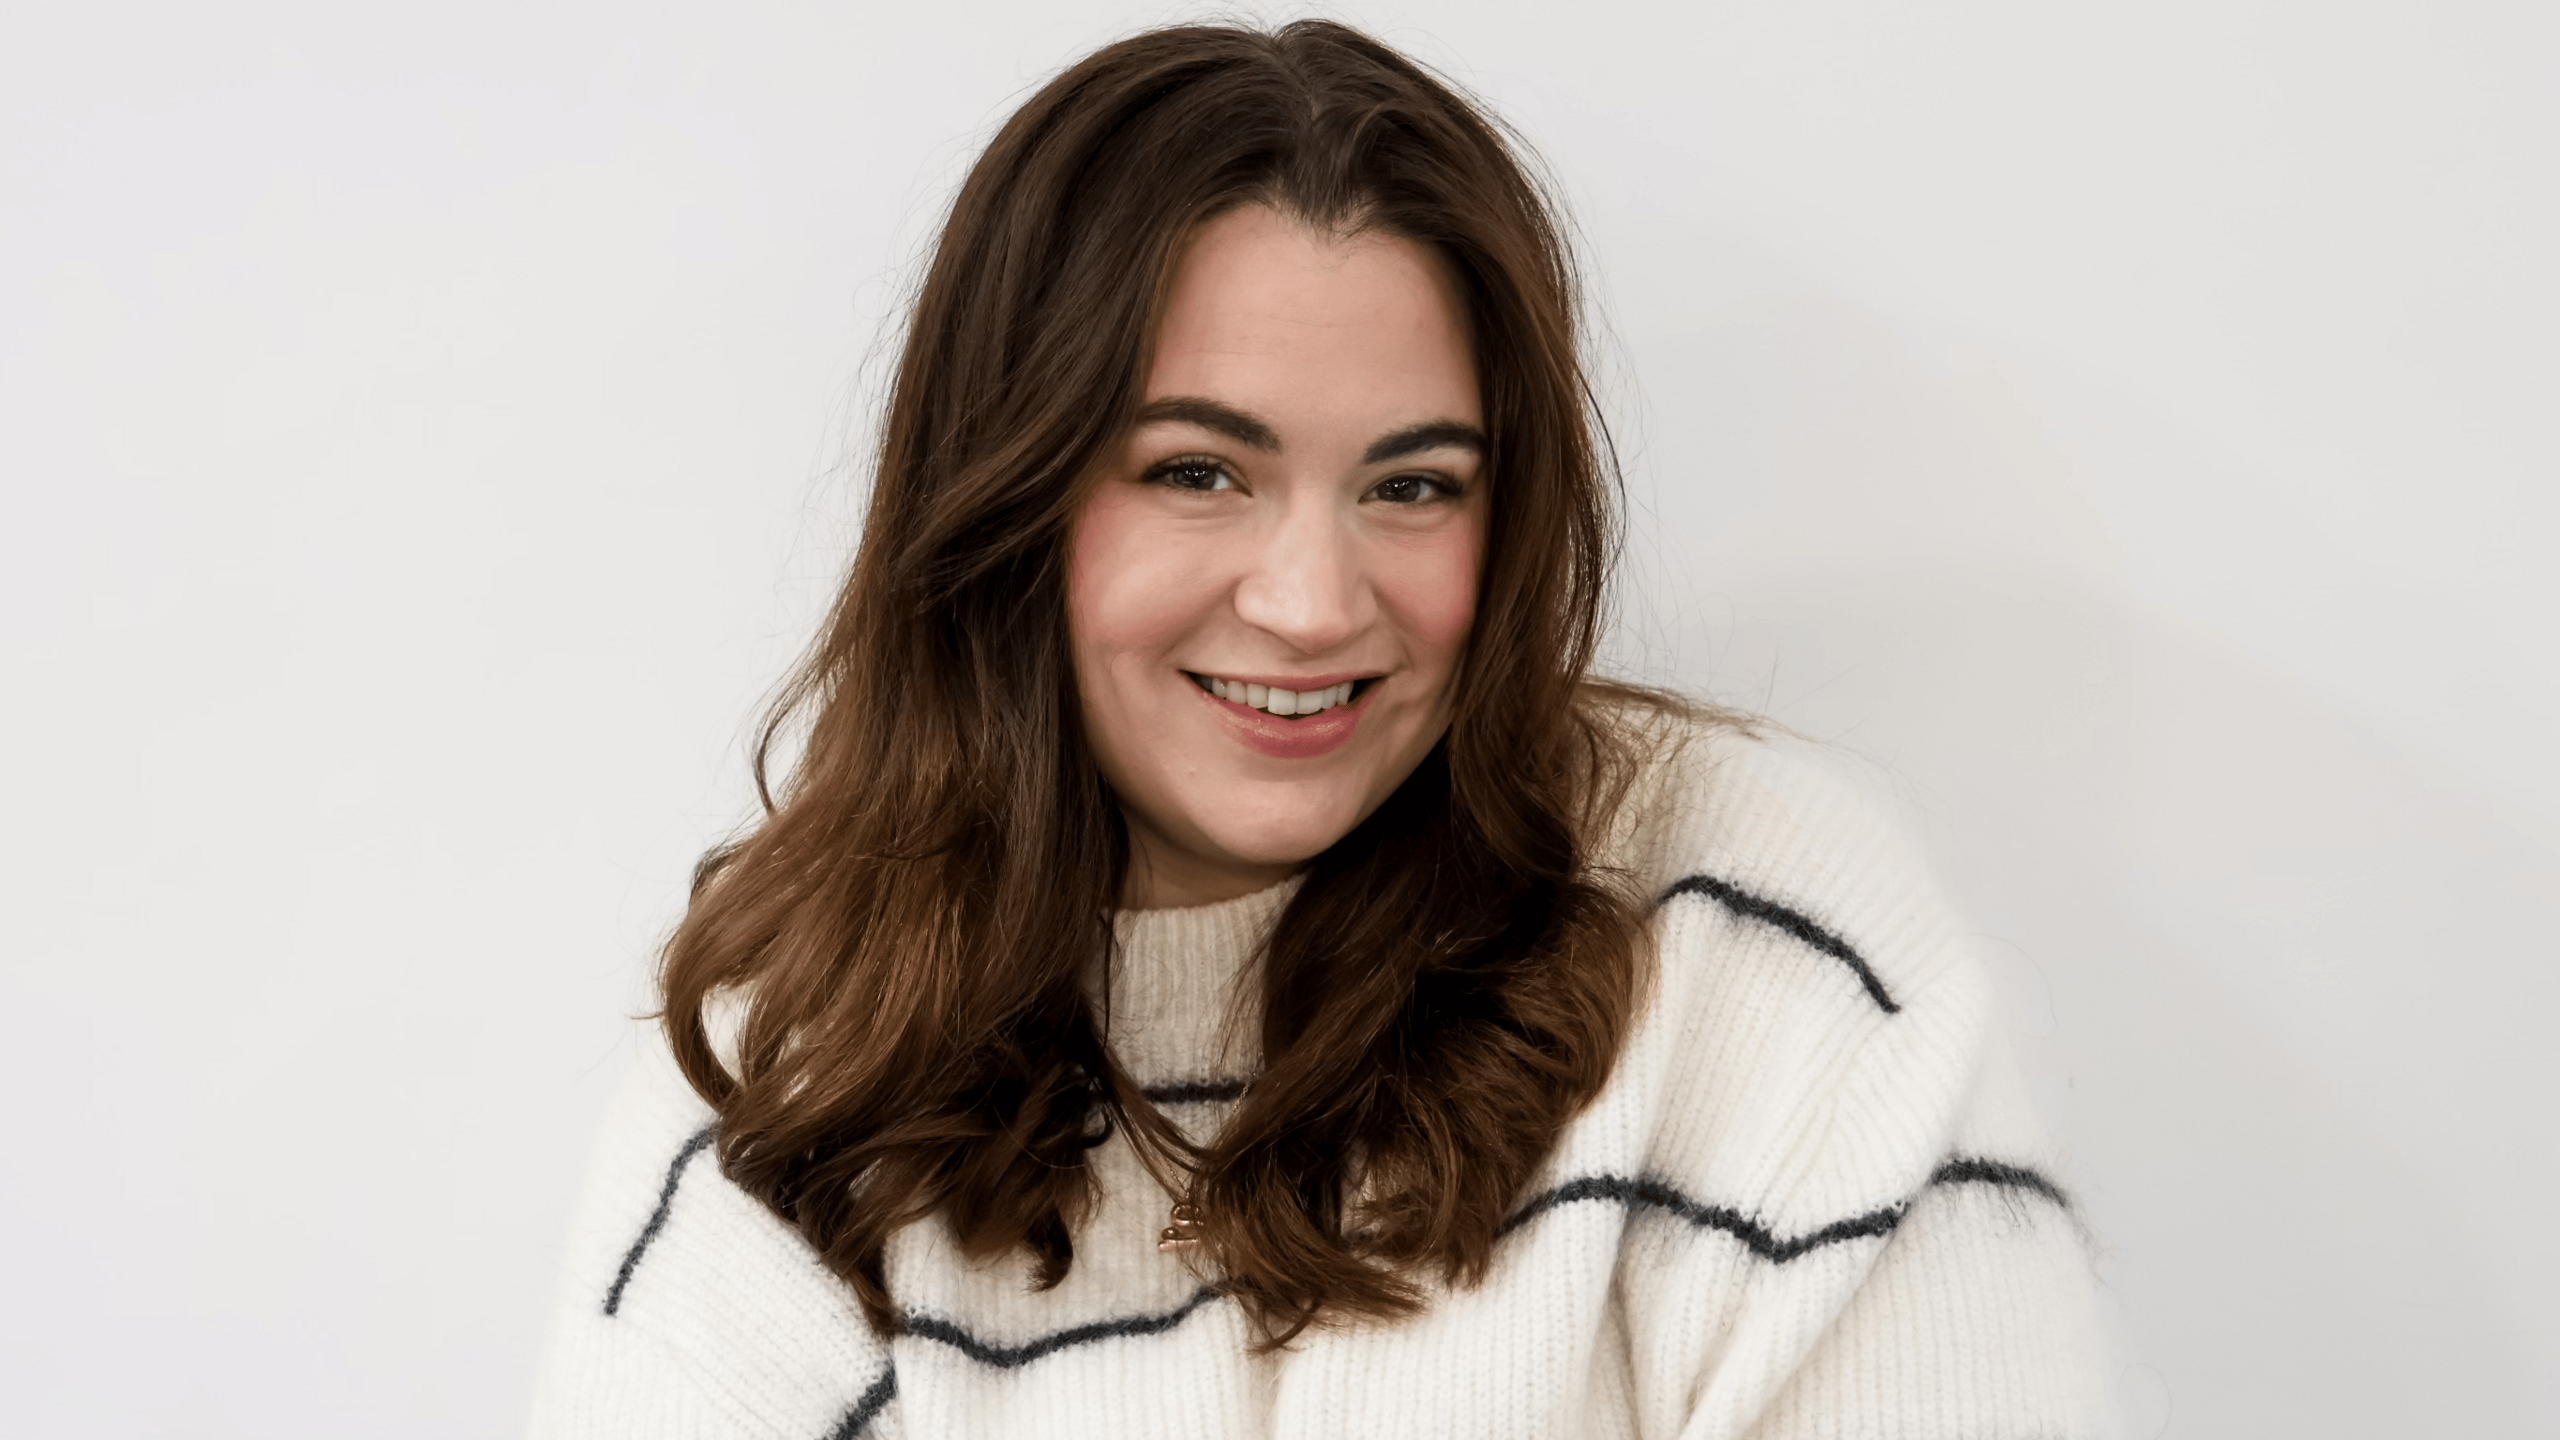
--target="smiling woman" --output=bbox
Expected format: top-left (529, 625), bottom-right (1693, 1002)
top-left (528, 20), bottom-right (2115, 1440)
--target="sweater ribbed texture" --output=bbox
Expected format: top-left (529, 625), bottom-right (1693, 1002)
top-left (528, 716), bottom-right (2118, 1438)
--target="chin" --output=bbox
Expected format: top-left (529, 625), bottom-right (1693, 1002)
top-left (1195, 790), bottom-right (1372, 868)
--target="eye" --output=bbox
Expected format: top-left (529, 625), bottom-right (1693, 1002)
top-left (1367, 472), bottom-right (1464, 505)
top-left (1141, 456), bottom-right (1238, 493)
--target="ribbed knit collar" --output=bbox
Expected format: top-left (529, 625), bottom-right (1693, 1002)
top-left (1098, 873), bottom-right (1302, 1084)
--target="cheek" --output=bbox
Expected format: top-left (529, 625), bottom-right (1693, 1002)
top-left (1065, 488), bottom-right (1213, 682)
top-left (1374, 525), bottom-right (1482, 663)
top-left (1065, 492), bottom-right (1145, 680)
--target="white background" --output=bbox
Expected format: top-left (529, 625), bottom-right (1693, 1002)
top-left (4, 2), bottom-right (2553, 1435)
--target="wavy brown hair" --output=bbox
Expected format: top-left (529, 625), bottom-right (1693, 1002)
top-left (660, 19), bottom-right (1656, 1345)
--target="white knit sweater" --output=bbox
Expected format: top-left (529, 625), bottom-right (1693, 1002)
top-left (528, 717), bottom-right (2117, 1438)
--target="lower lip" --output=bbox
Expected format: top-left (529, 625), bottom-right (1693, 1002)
top-left (1195, 680), bottom-right (1372, 759)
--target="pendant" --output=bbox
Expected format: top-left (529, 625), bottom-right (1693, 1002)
top-left (1157, 1200), bottom-right (1206, 1253)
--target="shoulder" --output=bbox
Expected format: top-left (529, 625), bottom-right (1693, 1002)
top-left (1587, 690), bottom-right (1977, 1012)
top-left (1575, 692), bottom-right (2003, 1208)
top-left (1568, 699), bottom-right (2114, 1434)
top-left (528, 1022), bottom-right (891, 1439)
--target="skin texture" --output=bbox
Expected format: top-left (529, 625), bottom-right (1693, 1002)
top-left (1067, 205), bottom-right (1488, 909)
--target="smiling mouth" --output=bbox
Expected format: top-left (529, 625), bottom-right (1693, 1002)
top-left (1186, 672), bottom-right (1377, 719)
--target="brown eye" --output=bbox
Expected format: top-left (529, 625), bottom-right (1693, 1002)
top-left (1145, 458), bottom-right (1237, 492)
top-left (1369, 473), bottom-right (1460, 505)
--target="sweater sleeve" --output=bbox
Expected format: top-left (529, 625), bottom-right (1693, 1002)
top-left (523, 1025), bottom-right (903, 1440)
top-left (1610, 727), bottom-right (2118, 1440)
top-left (527, 1300), bottom-right (744, 1440)
top-left (1726, 1026), bottom-right (2117, 1439)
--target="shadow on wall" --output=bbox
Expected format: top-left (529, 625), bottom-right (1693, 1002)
top-left (1650, 570), bottom-right (2558, 1438)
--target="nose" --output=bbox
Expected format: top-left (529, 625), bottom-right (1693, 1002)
top-left (1231, 497), bottom-right (1374, 655)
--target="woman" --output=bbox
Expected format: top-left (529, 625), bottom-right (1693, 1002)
top-left (530, 21), bottom-right (2113, 1439)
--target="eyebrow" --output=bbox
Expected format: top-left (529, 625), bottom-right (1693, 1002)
top-left (1134, 397), bottom-right (1488, 466)
top-left (1132, 397), bottom-right (1280, 451)
top-left (1361, 420), bottom-right (1487, 465)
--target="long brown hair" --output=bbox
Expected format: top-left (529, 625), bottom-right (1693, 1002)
top-left (660, 19), bottom-right (1653, 1345)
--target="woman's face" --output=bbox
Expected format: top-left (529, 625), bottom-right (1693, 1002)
top-left (1067, 205), bottom-right (1487, 909)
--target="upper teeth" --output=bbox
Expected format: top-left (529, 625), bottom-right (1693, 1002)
top-left (1203, 676), bottom-right (1358, 716)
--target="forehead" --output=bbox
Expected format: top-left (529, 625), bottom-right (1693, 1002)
top-left (1144, 206), bottom-right (1479, 428)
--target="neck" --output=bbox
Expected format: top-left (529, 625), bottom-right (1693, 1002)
top-left (1119, 816), bottom-right (1298, 910)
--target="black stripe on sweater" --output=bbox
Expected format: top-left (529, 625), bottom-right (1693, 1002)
top-left (1657, 873), bottom-right (1901, 1014)
top-left (1930, 1154), bottom-right (2074, 1209)
top-left (899, 1286), bottom-right (1223, 1369)
top-left (856, 1156), bottom-right (2070, 1388)
top-left (602, 1124), bottom-right (717, 1316)
top-left (826, 1366), bottom-right (898, 1440)
top-left (1496, 1175), bottom-right (1904, 1259)
top-left (1499, 1153), bottom-right (2069, 1256)
top-left (791, 1155), bottom-right (2066, 1409)
top-left (1140, 1078), bottom-right (1250, 1105)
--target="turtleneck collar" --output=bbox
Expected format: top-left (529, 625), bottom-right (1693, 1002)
top-left (1097, 872), bottom-right (1303, 1084)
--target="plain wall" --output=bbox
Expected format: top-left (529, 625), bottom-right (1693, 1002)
top-left (3, 2), bottom-right (2553, 1434)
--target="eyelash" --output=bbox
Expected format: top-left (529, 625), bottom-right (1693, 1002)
top-left (1143, 457), bottom-right (1237, 493)
top-left (1368, 472), bottom-right (1465, 505)
top-left (1139, 456), bottom-right (1468, 505)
